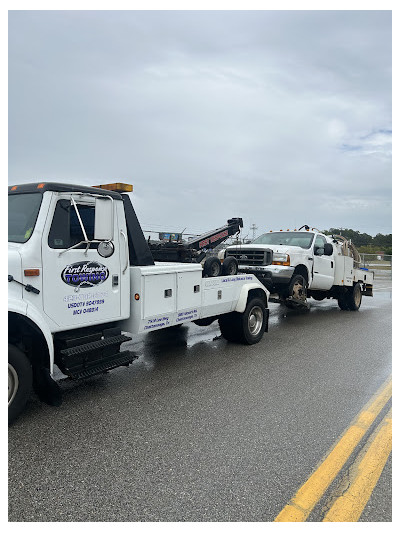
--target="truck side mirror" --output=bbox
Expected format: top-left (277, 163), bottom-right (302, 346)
top-left (324, 243), bottom-right (333, 256)
top-left (94, 197), bottom-right (114, 241)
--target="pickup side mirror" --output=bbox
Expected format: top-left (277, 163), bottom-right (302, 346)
top-left (94, 197), bottom-right (114, 241)
top-left (324, 243), bottom-right (334, 256)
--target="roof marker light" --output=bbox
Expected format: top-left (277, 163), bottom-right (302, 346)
top-left (37, 183), bottom-right (45, 189)
top-left (93, 183), bottom-right (133, 192)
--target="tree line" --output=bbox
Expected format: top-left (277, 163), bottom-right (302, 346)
top-left (322, 228), bottom-right (392, 254)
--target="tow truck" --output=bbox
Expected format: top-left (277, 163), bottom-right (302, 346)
top-left (8, 182), bottom-right (269, 423)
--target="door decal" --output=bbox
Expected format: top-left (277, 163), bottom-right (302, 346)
top-left (61, 261), bottom-right (109, 288)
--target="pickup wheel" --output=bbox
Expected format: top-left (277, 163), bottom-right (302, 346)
top-left (203, 256), bottom-right (221, 277)
top-left (311, 291), bottom-right (326, 301)
top-left (337, 294), bottom-right (349, 310)
top-left (346, 282), bottom-right (362, 311)
top-left (8, 344), bottom-right (32, 424)
top-left (219, 298), bottom-right (266, 345)
top-left (285, 274), bottom-right (307, 307)
top-left (221, 256), bottom-right (239, 276)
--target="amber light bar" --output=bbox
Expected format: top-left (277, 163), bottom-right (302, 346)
top-left (93, 183), bottom-right (133, 192)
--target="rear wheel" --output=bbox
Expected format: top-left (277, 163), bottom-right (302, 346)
top-left (347, 282), bottom-right (362, 311)
top-left (221, 256), bottom-right (239, 276)
top-left (8, 344), bottom-right (32, 424)
top-left (203, 256), bottom-right (221, 277)
top-left (219, 297), bottom-right (266, 345)
top-left (337, 295), bottom-right (349, 310)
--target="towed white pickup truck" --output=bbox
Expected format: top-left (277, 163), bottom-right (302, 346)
top-left (8, 182), bottom-right (269, 423)
top-left (222, 225), bottom-right (373, 310)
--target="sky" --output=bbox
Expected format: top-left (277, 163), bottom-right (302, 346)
top-left (8, 8), bottom-right (392, 240)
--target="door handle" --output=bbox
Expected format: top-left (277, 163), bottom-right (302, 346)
top-left (120, 230), bottom-right (129, 274)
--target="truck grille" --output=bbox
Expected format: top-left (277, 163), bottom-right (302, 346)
top-left (226, 249), bottom-right (273, 266)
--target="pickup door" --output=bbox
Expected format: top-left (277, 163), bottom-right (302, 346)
top-left (309, 235), bottom-right (334, 290)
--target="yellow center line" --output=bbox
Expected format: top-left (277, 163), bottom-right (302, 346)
top-left (323, 408), bottom-right (392, 522)
top-left (274, 376), bottom-right (392, 522)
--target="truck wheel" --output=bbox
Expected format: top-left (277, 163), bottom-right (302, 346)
top-left (203, 256), bottom-right (221, 277)
top-left (337, 295), bottom-right (349, 310)
top-left (346, 282), bottom-right (362, 311)
top-left (311, 291), bottom-right (326, 301)
top-left (287, 275), bottom-right (307, 302)
top-left (8, 344), bottom-right (32, 424)
top-left (221, 256), bottom-right (238, 276)
top-left (241, 298), bottom-right (267, 344)
top-left (218, 313), bottom-right (242, 342)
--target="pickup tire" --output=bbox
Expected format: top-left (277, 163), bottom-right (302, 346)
top-left (337, 294), bottom-right (349, 310)
top-left (221, 256), bottom-right (239, 276)
top-left (8, 344), bottom-right (32, 424)
top-left (284, 274), bottom-right (307, 307)
top-left (203, 256), bottom-right (221, 277)
top-left (219, 297), bottom-right (266, 345)
top-left (346, 282), bottom-right (362, 311)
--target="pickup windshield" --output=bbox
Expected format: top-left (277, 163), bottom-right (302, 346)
top-left (8, 193), bottom-right (43, 243)
top-left (252, 231), bottom-right (314, 249)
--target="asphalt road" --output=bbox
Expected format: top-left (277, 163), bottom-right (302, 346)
top-left (8, 272), bottom-right (392, 522)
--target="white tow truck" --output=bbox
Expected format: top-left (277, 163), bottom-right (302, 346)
top-left (8, 182), bottom-right (269, 423)
top-left (223, 225), bottom-right (373, 310)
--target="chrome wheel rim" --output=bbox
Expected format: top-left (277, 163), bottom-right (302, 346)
top-left (8, 363), bottom-right (19, 406)
top-left (248, 306), bottom-right (263, 336)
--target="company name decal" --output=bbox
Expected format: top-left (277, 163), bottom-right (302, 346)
top-left (61, 261), bottom-right (109, 288)
top-left (199, 230), bottom-right (228, 249)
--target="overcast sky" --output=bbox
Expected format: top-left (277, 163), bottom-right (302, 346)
top-left (8, 9), bottom-right (392, 239)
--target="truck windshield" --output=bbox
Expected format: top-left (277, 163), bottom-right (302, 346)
top-left (8, 193), bottom-right (43, 243)
top-left (252, 232), bottom-right (314, 249)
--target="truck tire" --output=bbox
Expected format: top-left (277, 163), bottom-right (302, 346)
top-left (221, 256), bottom-right (238, 276)
top-left (8, 344), bottom-right (32, 424)
top-left (203, 257), bottom-right (221, 277)
top-left (218, 313), bottom-right (242, 342)
top-left (241, 298), bottom-right (267, 344)
top-left (219, 297), bottom-right (266, 345)
top-left (284, 274), bottom-right (307, 307)
top-left (311, 291), bottom-right (326, 301)
top-left (346, 282), bottom-right (362, 311)
top-left (337, 294), bottom-right (349, 310)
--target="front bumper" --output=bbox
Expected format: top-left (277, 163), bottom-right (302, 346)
top-left (238, 265), bottom-right (295, 286)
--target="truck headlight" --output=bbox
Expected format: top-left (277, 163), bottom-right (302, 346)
top-left (272, 253), bottom-right (290, 266)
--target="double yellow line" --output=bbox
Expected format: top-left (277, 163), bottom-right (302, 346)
top-left (275, 376), bottom-right (392, 522)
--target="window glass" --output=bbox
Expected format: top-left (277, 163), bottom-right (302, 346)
top-left (8, 193), bottom-right (43, 243)
top-left (48, 200), bottom-right (95, 249)
top-left (314, 235), bottom-right (327, 253)
top-left (252, 232), bottom-right (314, 249)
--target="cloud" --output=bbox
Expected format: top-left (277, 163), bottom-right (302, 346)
top-left (8, 10), bottom-right (392, 236)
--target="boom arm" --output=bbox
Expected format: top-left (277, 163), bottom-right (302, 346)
top-left (149, 218), bottom-right (243, 263)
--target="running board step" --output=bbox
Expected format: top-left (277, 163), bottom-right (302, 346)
top-left (68, 350), bottom-right (136, 380)
top-left (60, 334), bottom-right (132, 357)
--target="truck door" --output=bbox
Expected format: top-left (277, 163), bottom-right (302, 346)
top-left (309, 235), bottom-right (335, 290)
top-left (42, 194), bottom-right (125, 328)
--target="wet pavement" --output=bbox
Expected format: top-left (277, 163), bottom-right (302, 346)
top-left (8, 272), bottom-right (391, 522)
